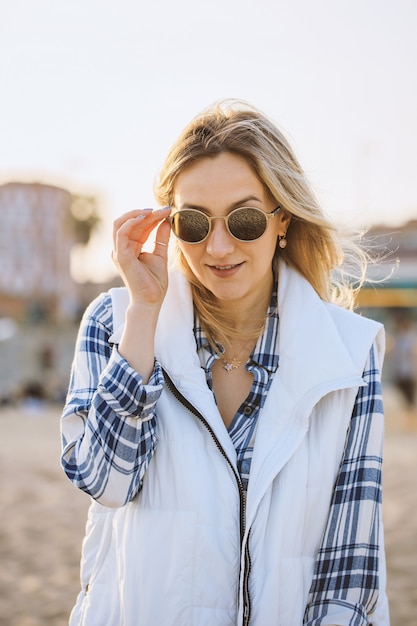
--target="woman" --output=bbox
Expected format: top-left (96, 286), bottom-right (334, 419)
top-left (61, 100), bottom-right (389, 625)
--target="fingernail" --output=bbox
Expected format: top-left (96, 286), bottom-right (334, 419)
top-left (136, 209), bottom-right (153, 219)
top-left (162, 206), bottom-right (171, 210)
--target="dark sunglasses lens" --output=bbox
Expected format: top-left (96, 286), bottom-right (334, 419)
top-left (229, 208), bottom-right (268, 241)
top-left (172, 210), bottom-right (209, 242)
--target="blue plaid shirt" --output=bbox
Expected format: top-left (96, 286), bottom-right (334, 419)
top-left (61, 289), bottom-right (386, 623)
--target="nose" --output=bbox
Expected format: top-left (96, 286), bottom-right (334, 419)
top-left (205, 217), bottom-right (235, 258)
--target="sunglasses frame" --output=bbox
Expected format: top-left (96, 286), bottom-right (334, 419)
top-left (169, 205), bottom-right (282, 244)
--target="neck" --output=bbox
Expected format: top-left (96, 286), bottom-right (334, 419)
top-left (191, 267), bottom-right (275, 354)
top-left (215, 273), bottom-right (273, 334)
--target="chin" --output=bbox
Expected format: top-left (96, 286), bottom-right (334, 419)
top-left (209, 286), bottom-right (247, 302)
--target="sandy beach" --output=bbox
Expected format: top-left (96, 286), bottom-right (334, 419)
top-left (0, 387), bottom-right (416, 626)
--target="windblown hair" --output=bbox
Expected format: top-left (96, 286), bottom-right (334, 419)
top-left (154, 100), bottom-right (371, 349)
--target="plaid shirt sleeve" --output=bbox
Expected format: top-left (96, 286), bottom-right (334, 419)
top-left (61, 292), bottom-right (163, 507)
top-left (304, 345), bottom-right (389, 625)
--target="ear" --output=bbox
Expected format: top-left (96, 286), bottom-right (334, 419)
top-left (277, 210), bottom-right (291, 235)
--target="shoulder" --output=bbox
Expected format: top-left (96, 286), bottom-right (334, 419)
top-left (81, 291), bottom-right (115, 334)
top-left (325, 302), bottom-right (385, 370)
top-left (278, 259), bottom-right (385, 366)
top-left (325, 301), bottom-right (382, 335)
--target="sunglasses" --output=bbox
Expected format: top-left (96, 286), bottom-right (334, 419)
top-left (169, 205), bottom-right (282, 244)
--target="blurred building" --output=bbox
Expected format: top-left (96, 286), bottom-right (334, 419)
top-left (357, 219), bottom-right (417, 310)
top-left (0, 181), bottom-right (115, 402)
top-left (0, 182), bottom-right (80, 321)
top-left (0, 181), bottom-right (107, 323)
top-left (356, 219), bottom-right (417, 390)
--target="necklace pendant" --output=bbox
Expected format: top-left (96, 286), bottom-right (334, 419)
top-left (221, 357), bottom-right (244, 372)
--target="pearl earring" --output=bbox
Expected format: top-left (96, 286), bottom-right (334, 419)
top-left (278, 234), bottom-right (287, 249)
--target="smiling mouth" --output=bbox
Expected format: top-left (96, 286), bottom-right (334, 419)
top-left (210, 263), bottom-right (243, 270)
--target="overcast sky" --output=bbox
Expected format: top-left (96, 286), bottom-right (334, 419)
top-left (2, 0), bottom-right (416, 280)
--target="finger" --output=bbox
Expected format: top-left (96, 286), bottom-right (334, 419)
top-left (113, 208), bottom-right (154, 246)
top-left (113, 206), bottom-right (170, 232)
top-left (153, 220), bottom-right (171, 257)
top-left (125, 210), bottom-right (170, 249)
top-left (113, 208), bottom-right (168, 250)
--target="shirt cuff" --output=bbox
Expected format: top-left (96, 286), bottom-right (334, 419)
top-left (304, 599), bottom-right (369, 625)
top-left (97, 346), bottom-right (164, 420)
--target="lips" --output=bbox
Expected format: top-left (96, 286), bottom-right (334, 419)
top-left (207, 262), bottom-right (244, 277)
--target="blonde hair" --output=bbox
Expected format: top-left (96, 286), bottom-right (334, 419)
top-left (154, 100), bottom-right (370, 349)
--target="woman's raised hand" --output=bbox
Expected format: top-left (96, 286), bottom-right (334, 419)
top-left (112, 207), bottom-right (172, 307)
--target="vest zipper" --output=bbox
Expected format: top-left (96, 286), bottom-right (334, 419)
top-left (162, 369), bottom-right (251, 623)
top-left (242, 535), bottom-right (252, 625)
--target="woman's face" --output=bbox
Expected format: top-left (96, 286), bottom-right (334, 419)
top-left (172, 152), bottom-right (289, 306)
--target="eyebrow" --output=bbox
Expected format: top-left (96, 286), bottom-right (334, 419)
top-left (177, 195), bottom-right (264, 213)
